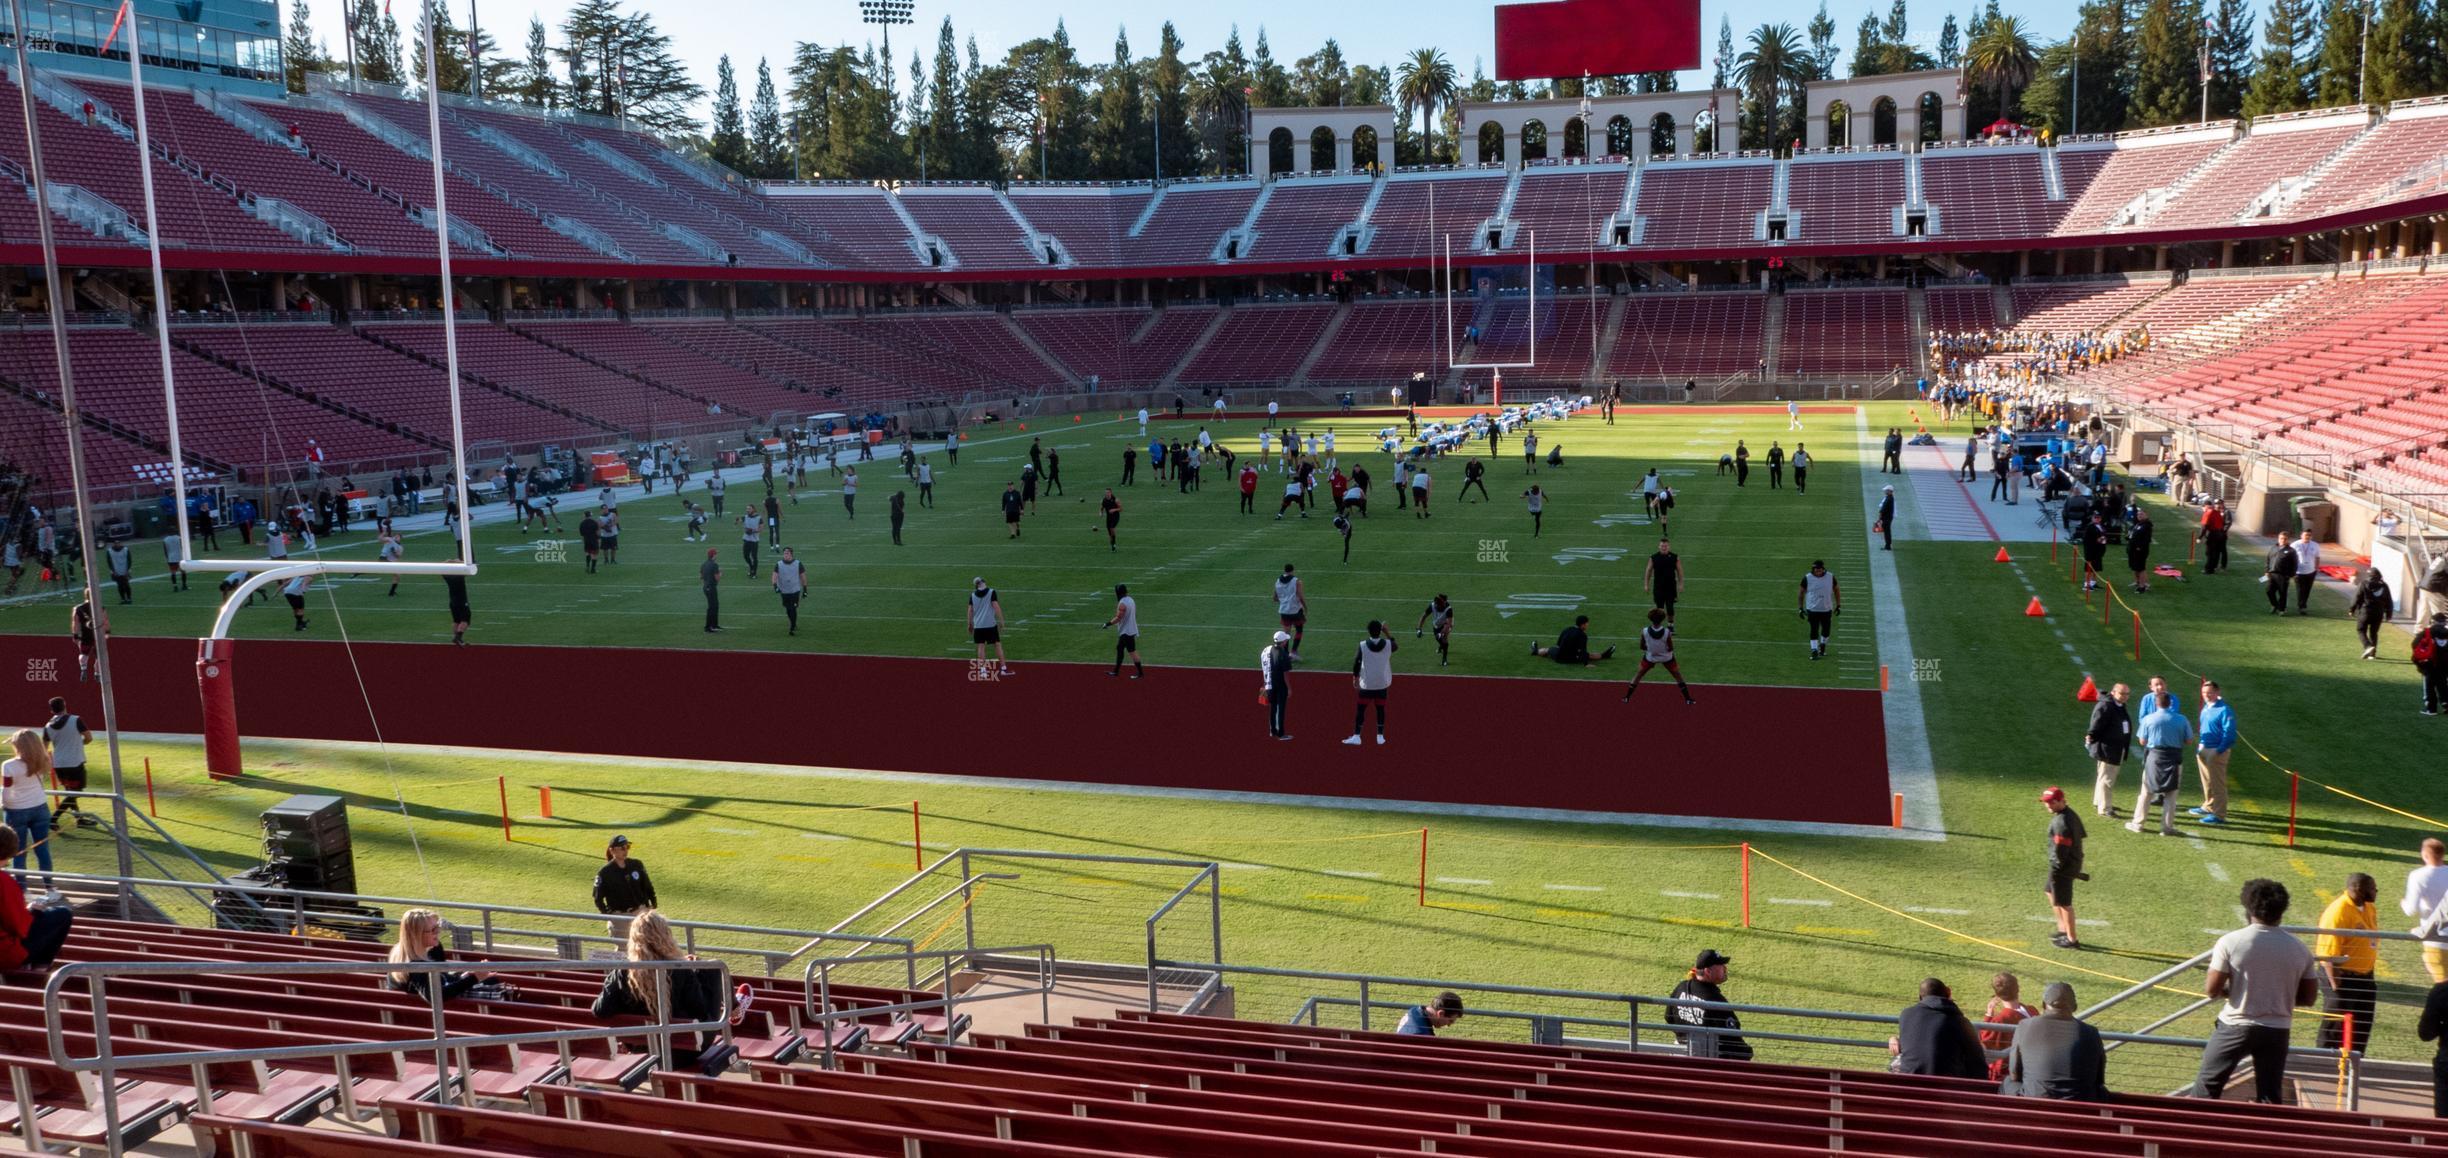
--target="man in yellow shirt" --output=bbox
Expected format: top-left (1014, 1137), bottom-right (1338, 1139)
top-left (2315, 873), bottom-right (2380, 1054)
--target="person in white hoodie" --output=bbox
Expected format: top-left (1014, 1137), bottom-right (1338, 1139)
top-left (1345, 621), bottom-right (1398, 746)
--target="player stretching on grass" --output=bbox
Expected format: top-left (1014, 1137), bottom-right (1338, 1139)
top-left (1275, 564), bottom-right (1307, 661)
top-left (1344, 621), bottom-right (1397, 746)
top-left (1800, 559), bottom-right (1841, 660)
top-left (1104, 584), bottom-right (1143, 679)
top-left (1416, 594), bottom-right (1454, 666)
top-left (1621, 609), bottom-right (1696, 704)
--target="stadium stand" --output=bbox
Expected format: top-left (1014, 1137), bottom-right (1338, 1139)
top-left (1012, 305), bottom-right (1213, 387)
top-left (1632, 161), bottom-right (1772, 247)
top-left (495, 321), bottom-right (813, 421)
top-left (2138, 114), bottom-right (2369, 230)
top-left (2008, 279), bottom-right (2168, 332)
top-left (764, 187), bottom-right (933, 271)
top-left (1778, 287), bottom-right (1912, 378)
top-left (2052, 134), bottom-right (2232, 233)
top-left (1920, 147), bottom-right (2059, 239)
top-left (1474, 293), bottom-right (1604, 386)
top-left (870, 312), bottom-right (1069, 389)
top-left (1787, 155), bottom-right (1904, 245)
top-left (900, 187), bottom-right (1043, 270)
top-left (1925, 285), bottom-right (2000, 334)
top-left (1004, 187), bottom-right (1149, 268)
top-left (2280, 103), bottom-right (2448, 220)
top-left (1130, 182), bottom-right (1261, 264)
top-left (636, 319), bottom-right (902, 403)
top-left (0, 75), bottom-right (301, 253)
top-left (1361, 172), bottom-right (1509, 260)
top-left (1175, 303), bottom-right (1336, 385)
top-left (266, 103), bottom-right (602, 262)
top-left (1606, 292), bottom-right (1768, 381)
top-left (1505, 166), bottom-right (1630, 253)
top-left (1299, 299), bottom-right (1443, 385)
top-left (1244, 178), bottom-right (1372, 260)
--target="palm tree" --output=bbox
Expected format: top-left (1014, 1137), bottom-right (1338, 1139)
top-left (1966, 16), bottom-right (2038, 122)
top-left (1735, 24), bottom-right (1808, 151)
top-left (1395, 48), bottom-right (1457, 160)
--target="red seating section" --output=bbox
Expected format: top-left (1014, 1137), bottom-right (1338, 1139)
top-left (901, 188), bottom-right (1040, 270)
top-left (1004, 189), bottom-right (1150, 268)
top-left (1925, 286), bottom-right (1999, 334)
top-left (1508, 167), bottom-right (1629, 253)
top-left (1245, 180), bottom-right (1371, 260)
top-left (1633, 163), bottom-right (1771, 247)
top-left (1608, 293), bottom-right (1767, 380)
top-left (1780, 289), bottom-right (1912, 377)
top-left (2053, 137), bottom-right (2229, 232)
top-left (1922, 149), bottom-right (2059, 239)
top-left (1132, 183), bottom-right (1260, 264)
top-left (1012, 306), bottom-right (1214, 386)
top-left (1301, 300), bottom-right (1442, 385)
top-left (2143, 121), bottom-right (2366, 229)
top-left (1788, 156), bottom-right (1902, 245)
top-left (1363, 174), bottom-right (1508, 260)
top-left (1177, 304), bottom-right (1335, 385)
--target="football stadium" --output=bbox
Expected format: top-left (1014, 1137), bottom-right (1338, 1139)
top-left (3, 0), bottom-right (2448, 1148)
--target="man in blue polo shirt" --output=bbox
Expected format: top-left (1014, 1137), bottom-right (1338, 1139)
top-left (2127, 696), bottom-right (2192, 836)
top-left (1396, 991), bottom-right (1464, 1036)
top-left (2191, 681), bottom-right (2237, 826)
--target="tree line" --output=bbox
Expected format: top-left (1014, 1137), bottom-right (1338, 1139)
top-left (281, 0), bottom-right (2448, 179)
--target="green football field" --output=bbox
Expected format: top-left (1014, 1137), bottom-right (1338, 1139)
top-left (9, 400), bottom-right (2444, 1089)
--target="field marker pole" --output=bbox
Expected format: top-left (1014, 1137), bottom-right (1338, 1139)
top-left (1879, 665), bottom-right (1889, 693)
top-left (496, 776), bottom-right (510, 841)
top-left (2288, 773), bottom-right (2299, 847)
top-left (1891, 793), bottom-right (1904, 829)
top-left (1417, 828), bottom-right (1428, 907)
top-left (539, 786), bottom-right (553, 819)
top-left (142, 757), bottom-right (156, 818)
top-left (2131, 611), bottom-right (2141, 661)
top-left (2103, 586), bottom-right (2112, 627)
top-left (1739, 844), bottom-right (1752, 928)
top-left (2051, 521), bottom-right (2058, 564)
top-left (912, 801), bottom-right (924, 871)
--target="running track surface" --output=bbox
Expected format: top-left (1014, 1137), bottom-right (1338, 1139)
top-left (15, 635), bottom-right (1892, 825)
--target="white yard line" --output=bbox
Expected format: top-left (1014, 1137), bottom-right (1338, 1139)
top-left (1857, 408), bottom-right (1944, 837)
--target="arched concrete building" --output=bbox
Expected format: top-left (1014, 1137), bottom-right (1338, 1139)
top-left (1247, 106), bottom-right (1397, 176)
top-left (1456, 90), bottom-right (1741, 165)
top-left (1803, 69), bottom-right (1965, 149)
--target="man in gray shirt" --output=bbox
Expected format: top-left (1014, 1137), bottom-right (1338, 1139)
top-left (2001, 981), bottom-right (2108, 1100)
top-left (699, 549), bottom-right (722, 633)
top-left (2191, 878), bottom-right (2320, 1102)
top-left (771, 547), bottom-right (805, 635)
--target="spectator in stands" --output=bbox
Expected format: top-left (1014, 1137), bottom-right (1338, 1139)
top-left (1979, 973), bottom-right (2038, 1081)
top-left (2196, 499), bottom-right (2230, 575)
top-left (2290, 532), bottom-right (2321, 615)
top-left (1396, 991), bottom-right (1464, 1036)
top-left (3, 731), bottom-right (55, 890)
top-left (2423, 974), bottom-right (2448, 1116)
top-left (2263, 531), bottom-right (2298, 615)
top-left (594, 835), bottom-right (659, 936)
top-left (1668, 950), bottom-right (1751, 1061)
top-left (590, 909), bottom-right (737, 1071)
top-left (2086, 683), bottom-right (2132, 820)
top-left (2190, 879), bottom-right (2319, 1103)
top-left (0, 828), bottom-right (68, 969)
top-left (387, 908), bottom-right (496, 1001)
top-left (2001, 982), bottom-right (2107, 1101)
top-left (2314, 872), bottom-right (2381, 1057)
top-left (2351, 567), bottom-right (2395, 660)
top-left (1892, 978), bottom-right (1987, 1080)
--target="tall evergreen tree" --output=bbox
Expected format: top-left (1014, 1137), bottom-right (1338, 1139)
top-left (922, 19), bottom-right (963, 179)
top-left (2364, 0), bottom-right (2423, 102)
top-left (1295, 39), bottom-right (1349, 106)
top-left (1937, 13), bottom-right (1962, 66)
top-left (557, 0), bottom-right (704, 133)
top-left (1713, 16), bottom-right (1736, 89)
top-left (348, 0), bottom-right (403, 85)
top-left (1853, 14), bottom-right (1886, 76)
top-left (2310, 0), bottom-right (2369, 104)
top-left (508, 16), bottom-right (558, 107)
top-left (1151, 23), bottom-right (1198, 178)
top-left (2128, 0), bottom-right (2203, 125)
top-left (406, 1), bottom-right (470, 93)
top-left (709, 56), bottom-right (748, 170)
top-left (1807, 2), bottom-right (1841, 76)
top-left (2206, 0), bottom-right (2254, 117)
top-left (1089, 28), bottom-right (1148, 178)
top-left (747, 58), bottom-right (788, 178)
top-left (283, 0), bottom-right (322, 92)
top-left (1251, 29), bottom-right (1294, 107)
top-left (2243, 0), bottom-right (2313, 112)
top-left (1193, 27), bottom-right (1252, 174)
top-left (960, 36), bottom-right (1003, 181)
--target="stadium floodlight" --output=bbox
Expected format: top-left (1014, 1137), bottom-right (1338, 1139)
top-left (857, 0), bottom-right (915, 24)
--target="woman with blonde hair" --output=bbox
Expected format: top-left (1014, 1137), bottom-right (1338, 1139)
top-left (590, 909), bottom-right (741, 1070)
top-left (2, 729), bottom-right (56, 885)
top-left (385, 908), bottom-right (493, 1001)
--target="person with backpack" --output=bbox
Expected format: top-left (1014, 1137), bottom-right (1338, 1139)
top-left (2418, 613), bottom-right (2448, 717)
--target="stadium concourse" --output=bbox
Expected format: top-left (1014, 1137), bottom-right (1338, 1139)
top-left (14, 33), bottom-right (2448, 1158)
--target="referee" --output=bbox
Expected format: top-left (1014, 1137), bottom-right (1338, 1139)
top-left (1799, 560), bottom-right (1840, 660)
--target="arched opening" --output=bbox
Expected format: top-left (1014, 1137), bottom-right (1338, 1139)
top-left (1649, 112), bottom-right (1678, 156)
top-left (1267, 126), bottom-right (1294, 174)
top-left (1562, 117), bottom-right (1588, 159)
top-left (1352, 124), bottom-right (1381, 173)
top-left (1309, 126), bottom-right (1337, 172)
top-left (1871, 97), bottom-right (1898, 147)
top-left (1477, 120), bottom-right (1505, 164)
top-left (1917, 92), bottom-right (1944, 143)
top-left (1605, 114), bottom-right (1635, 157)
top-left (1694, 107), bottom-right (1719, 153)
top-left (1825, 100), bottom-right (1851, 148)
top-left (1521, 118), bottom-right (1548, 161)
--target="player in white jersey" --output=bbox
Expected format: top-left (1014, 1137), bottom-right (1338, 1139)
top-left (1103, 584), bottom-right (1144, 678)
top-left (1621, 609), bottom-right (1696, 704)
top-left (1344, 621), bottom-right (1399, 745)
top-left (1799, 559), bottom-right (1841, 659)
top-left (1274, 564), bottom-right (1307, 660)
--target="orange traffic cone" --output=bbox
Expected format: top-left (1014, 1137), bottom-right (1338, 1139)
top-left (1072, 415), bottom-right (1082, 423)
top-left (1994, 546), bottom-right (2013, 563)
top-left (1018, 423), bottom-right (1028, 431)
top-left (2075, 675), bottom-right (2099, 702)
top-left (2025, 596), bottom-right (2048, 617)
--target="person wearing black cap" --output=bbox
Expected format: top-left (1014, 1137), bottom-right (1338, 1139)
top-left (1396, 991), bottom-right (1464, 1036)
top-left (593, 835), bottom-right (658, 937)
top-left (2041, 786), bottom-right (2087, 950)
top-left (1668, 950), bottom-right (1752, 1061)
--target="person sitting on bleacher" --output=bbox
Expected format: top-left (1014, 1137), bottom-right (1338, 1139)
top-left (591, 909), bottom-right (746, 1073)
top-left (385, 908), bottom-right (497, 1002)
top-left (1395, 991), bottom-right (1464, 1036)
top-left (1892, 977), bottom-right (1988, 1080)
top-left (2000, 982), bottom-right (2108, 1101)
top-left (0, 829), bottom-right (68, 972)
top-left (1668, 949), bottom-right (1752, 1061)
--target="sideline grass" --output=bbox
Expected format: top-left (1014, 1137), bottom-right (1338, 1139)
top-left (12, 401), bottom-right (2446, 1087)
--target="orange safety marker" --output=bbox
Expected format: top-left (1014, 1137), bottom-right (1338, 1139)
top-left (2075, 675), bottom-right (2099, 702)
top-left (1994, 546), bottom-right (2013, 563)
top-left (497, 776), bottom-right (512, 842)
top-left (2131, 611), bottom-right (2142, 661)
top-left (1740, 843), bottom-right (1752, 928)
top-left (539, 786), bottom-right (554, 819)
top-left (2287, 772), bottom-right (2300, 847)
top-left (1418, 828), bottom-right (1429, 907)
top-left (2025, 596), bottom-right (2047, 617)
top-left (1891, 793), bottom-right (1905, 829)
top-left (1879, 665), bottom-right (1890, 692)
top-left (911, 801), bottom-right (924, 871)
top-left (143, 757), bottom-right (157, 818)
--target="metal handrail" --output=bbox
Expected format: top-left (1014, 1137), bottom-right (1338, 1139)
top-left (43, 956), bottom-right (732, 1158)
top-left (41, 871), bottom-right (907, 973)
top-left (800, 942), bottom-right (1057, 1068)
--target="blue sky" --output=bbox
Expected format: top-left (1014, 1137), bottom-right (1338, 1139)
top-left (308, 0), bottom-right (2090, 115)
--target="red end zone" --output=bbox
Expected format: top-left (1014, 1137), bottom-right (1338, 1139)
top-left (26, 636), bottom-right (1893, 826)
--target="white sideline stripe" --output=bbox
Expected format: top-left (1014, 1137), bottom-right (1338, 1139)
top-left (122, 732), bottom-right (1943, 841)
top-left (2204, 862), bottom-right (2231, 882)
top-left (1858, 409), bottom-right (1945, 839)
top-left (1321, 870), bottom-right (1382, 879)
top-left (1767, 897), bottom-right (1833, 907)
top-left (1220, 864), bottom-right (1272, 872)
top-left (1902, 906), bottom-right (1972, 915)
top-left (1436, 877), bottom-right (1494, 885)
top-left (1660, 890), bottom-right (1721, 900)
top-left (799, 832), bottom-right (847, 840)
top-left (2027, 915), bottom-right (2112, 927)
top-left (1541, 884), bottom-right (1604, 892)
top-left (708, 827), bottom-right (757, 835)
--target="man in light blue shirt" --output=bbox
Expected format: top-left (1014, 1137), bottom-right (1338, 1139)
top-left (2128, 700), bottom-right (2193, 836)
top-left (2192, 681), bottom-right (2237, 825)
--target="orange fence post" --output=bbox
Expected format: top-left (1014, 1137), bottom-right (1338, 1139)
top-left (497, 776), bottom-right (511, 842)
top-left (1418, 828), bottom-right (1429, 908)
top-left (2288, 772), bottom-right (2300, 848)
top-left (1880, 665), bottom-right (1889, 692)
top-left (911, 801), bottom-right (924, 871)
top-left (2104, 587), bottom-right (2113, 626)
top-left (2132, 611), bottom-right (2142, 661)
top-left (1891, 793), bottom-right (1905, 829)
top-left (1740, 843), bottom-right (1752, 929)
top-left (143, 757), bottom-right (156, 818)
top-left (539, 786), bottom-right (553, 819)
